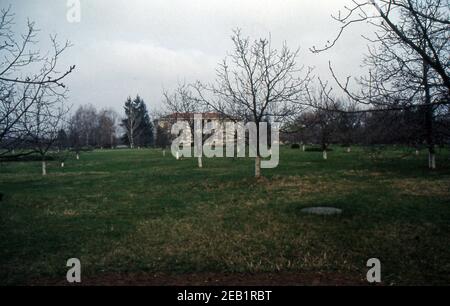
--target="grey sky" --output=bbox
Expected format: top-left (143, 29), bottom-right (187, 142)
top-left (5, 0), bottom-right (375, 115)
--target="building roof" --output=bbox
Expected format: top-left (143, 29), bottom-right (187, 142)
top-left (160, 112), bottom-right (227, 121)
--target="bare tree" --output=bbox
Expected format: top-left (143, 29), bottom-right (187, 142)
top-left (193, 29), bottom-right (312, 177)
top-left (312, 0), bottom-right (449, 169)
top-left (334, 102), bottom-right (363, 152)
top-left (163, 83), bottom-right (206, 167)
top-left (312, 0), bottom-right (449, 92)
top-left (55, 127), bottom-right (72, 168)
top-left (303, 89), bottom-right (342, 159)
top-left (98, 108), bottom-right (119, 149)
top-left (22, 92), bottom-right (69, 175)
top-left (0, 6), bottom-right (75, 158)
top-left (74, 105), bottom-right (97, 147)
top-left (68, 113), bottom-right (82, 160)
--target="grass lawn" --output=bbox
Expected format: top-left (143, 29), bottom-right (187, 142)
top-left (0, 146), bottom-right (449, 285)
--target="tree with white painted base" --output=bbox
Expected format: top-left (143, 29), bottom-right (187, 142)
top-left (162, 83), bottom-right (206, 169)
top-left (23, 94), bottom-right (69, 175)
top-left (193, 29), bottom-right (312, 177)
top-left (313, 0), bottom-right (449, 169)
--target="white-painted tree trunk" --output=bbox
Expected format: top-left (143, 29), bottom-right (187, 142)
top-left (347, 147), bottom-right (351, 153)
top-left (255, 157), bottom-right (261, 177)
top-left (176, 151), bottom-right (179, 160)
top-left (198, 156), bottom-right (203, 168)
top-left (76, 153), bottom-right (80, 160)
top-left (163, 149), bottom-right (166, 157)
top-left (323, 150), bottom-right (328, 160)
top-left (428, 152), bottom-right (436, 169)
top-left (42, 161), bottom-right (47, 176)
top-left (302, 145), bottom-right (305, 152)
top-left (415, 149), bottom-right (419, 156)
top-left (61, 162), bottom-right (65, 168)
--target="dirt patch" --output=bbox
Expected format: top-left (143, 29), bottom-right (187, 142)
top-left (30, 271), bottom-right (368, 286)
top-left (261, 175), bottom-right (353, 197)
top-left (392, 179), bottom-right (450, 197)
top-left (342, 170), bottom-right (387, 177)
top-left (192, 176), bottom-right (353, 197)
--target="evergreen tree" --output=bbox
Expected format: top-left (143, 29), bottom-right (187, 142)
top-left (121, 95), bottom-right (153, 148)
top-left (136, 99), bottom-right (154, 147)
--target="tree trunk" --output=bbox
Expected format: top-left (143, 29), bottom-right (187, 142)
top-left (198, 156), bottom-right (203, 168)
top-left (415, 149), bottom-right (419, 156)
top-left (42, 161), bottom-right (47, 176)
top-left (255, 156), bottom-right (261, 178)
top-left (302, 145), bottom-right (305, 152)
top-left (76, 153), bottom-right (80, 160)
top-left (323, 150), bottom-right (328, 160)
top-left (176, 151), bottom-right (179, 160)
top-left (423, 56), bottom-right (436, 169)
top-left (428, 151), bottom-right (436, 170)
top-left (425, 109), bottom-right (435, 169)
top-left (61, 162), bottom-right (65, 168)
top-left (162, 149), bottom-right (166, 157)
top-left (347, 147), bottom-right (351, 153)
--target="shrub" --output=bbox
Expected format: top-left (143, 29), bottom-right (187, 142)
top-left (291, 143), bottom-right (300, 149)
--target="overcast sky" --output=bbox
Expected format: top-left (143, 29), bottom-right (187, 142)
top-left (6, 0), bottom-right (375, 115)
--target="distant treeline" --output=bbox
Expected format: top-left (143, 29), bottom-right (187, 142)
top-left (282, 106), bottom-right (450, 150)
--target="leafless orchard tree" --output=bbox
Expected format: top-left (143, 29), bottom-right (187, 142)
top-left (303, 89), bottom-right (343, 159)
top-left (22, 92), bottom-right (69, 175)
top-left (193, 29), bottom-right (312, 177)
top-left (311, 0), bottom-right (449, 169)
top-left (162, 83), bottom-right (206, 168)
top-left (0, 6), bottom-right (75, 159)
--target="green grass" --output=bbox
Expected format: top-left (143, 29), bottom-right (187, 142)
top-left (0, 146), bottom-right (449, 285)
